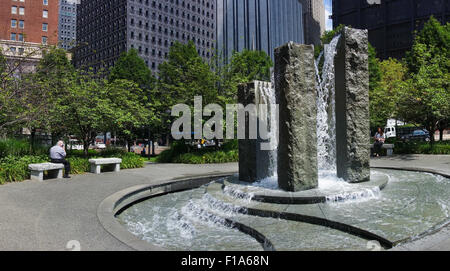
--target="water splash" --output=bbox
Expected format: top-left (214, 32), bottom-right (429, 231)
top-left (316, 35), bottom-right (341, 172)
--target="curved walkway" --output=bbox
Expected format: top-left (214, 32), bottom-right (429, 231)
top-left (0, 155), bottom-right (448, 251)
top-left (0, 163), bottom-right (237, 251)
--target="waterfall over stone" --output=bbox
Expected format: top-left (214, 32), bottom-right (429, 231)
top-left (315, 34), bottom-right (341, 173)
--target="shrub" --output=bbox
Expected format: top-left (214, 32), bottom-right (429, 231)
top-left (394, 141), bottom-right (450, 155)
top-left (157, 141), bottom-right (191, 163)
top-left (0, 144), bottom-right (145, 184)
top-left (67, 157), bottom-right (90, 174)
top-left (120, 152), bottom-right (145, 169)
top-left (172, 150), bottom-right (238, 164)
top-left (0, 138), bottom-right (49, 157)
top-left (0, 155), bottom-right (48, 184)
top-left (221, 140), bottom-right (238, 151)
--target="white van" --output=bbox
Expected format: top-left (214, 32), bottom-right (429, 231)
top-left (384, 126), bottom-right (396, 138)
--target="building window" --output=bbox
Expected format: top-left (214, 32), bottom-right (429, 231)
top-left (11, 6), bottom-right (17, 14)
top-left (19, 7), bottom-right (24, 15)
top-left (43, 10), bottom-right (48, 18)
top-left (42, 36), bottom-right (47, 44)
top-left (18, 33), bottom-right (23, 41)
top-left (43, 0), bottom-right (48, 5)
top-left (11, 33), bottom-right (16, 41)
top-left (11, 19), bottom-right (17, 28)
top-left (42, 23), bottom-right (48, 31)
top-left (19, 20), bottom-right (24, 29)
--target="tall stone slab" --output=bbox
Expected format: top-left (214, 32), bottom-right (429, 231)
top-left (274, 43), bottom-right (318, 192)
top-left (238, 81), bottom-right (275, 183)
top-left (334, 27), bottom-right (371, 183)
top-left (238, 83), bottom-right (257, 183)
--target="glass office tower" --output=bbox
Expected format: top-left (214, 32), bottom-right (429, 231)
top-left (216, 0), bottom-right (304, 61)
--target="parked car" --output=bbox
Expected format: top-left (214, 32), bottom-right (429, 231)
top-left (91, 142), bottom-right (106, 149)
top-left (401, 130), bottom-right (431, 142)
top-left (68, 139), bottom-right (84, 150)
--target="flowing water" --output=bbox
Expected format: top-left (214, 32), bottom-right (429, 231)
top-left (315, 35), bottom-right (341, 172)
top-left (118, 170), bottom-right (450, 250)
top-left (117, 36), bottom-right (450, 250)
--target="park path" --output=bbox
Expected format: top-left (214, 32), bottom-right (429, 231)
top-left (0, 155), bottom-right (448, 251)
top-left (0, 163), bottom-right (237, 251)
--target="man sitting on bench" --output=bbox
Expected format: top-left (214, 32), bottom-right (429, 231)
top-left (50, 141), bottom-right (71, 179)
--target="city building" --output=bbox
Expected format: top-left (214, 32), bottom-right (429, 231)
top-left (74, 0), bottom-right (216, 73)
top-left (216, 0), bottom-right (305, 61)
top-left (331, 0), bottom-right (450, 59)
top-left (58, 0), bottom-right (78, 50)
top-left (0, 0), bottom-right (59, 45)
top-left (299, 0), bottom-right (326, 45)
top-left (0, 0), bottom-right (60, 73)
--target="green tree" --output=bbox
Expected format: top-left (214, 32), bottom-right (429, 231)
top-left (370, 58), bottom-right (408, 130)
top-left (215, 49), bottom-right (273, 103)
top-left (399, 17), bottom-right (450, 144)
top-left (157, 41), bottom-right (219, 142)
top-left (0, 46), bottom-right (50, 134)
top-left (108, 48), bottom-right (157, 149)
top-left (228, 49), bottom-right (273, 83)
top-left (109, 48), bottom-right (156, 90)
top-left (158, 41), bottom-right (218, 107)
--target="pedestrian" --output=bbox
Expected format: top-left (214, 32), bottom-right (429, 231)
top-left (50, 140), bottom-right (71, 178)
top-left (373, 127), bottom-right (386, 157)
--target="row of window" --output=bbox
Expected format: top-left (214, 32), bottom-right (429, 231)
top-left (11, 20), bottom-right (48, 31)
top-left (131, 0), bottom-right (215, 11)
top-left (10, 33), bottom-right (48, 44)
top-left (11, 6), bottom-right (49, 18)
top-left (12, 0), bottom-right (48, 4)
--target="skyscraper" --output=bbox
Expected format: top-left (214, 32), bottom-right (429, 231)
top-left (74, 0), bottom-right (216, 73)
top-left (331, 0), bottom-right (450, 59)
top-left (58, 0), bottom-right (78, 50)
top-left (299, 0), bottom-right (326, 45)
top-left (216, 0), bottom-right (305, 61)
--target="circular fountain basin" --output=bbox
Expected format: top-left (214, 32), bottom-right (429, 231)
top-left (114, 169), bottom-right (450, 251)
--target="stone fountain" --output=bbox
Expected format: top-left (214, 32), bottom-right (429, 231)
top-left (116, 27), bottom-right (450, 252)
top-left (238, 27), bottom-right (370, 191)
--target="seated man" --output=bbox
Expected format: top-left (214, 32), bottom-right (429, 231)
top-left (50, 141), bottom-right (71, 178)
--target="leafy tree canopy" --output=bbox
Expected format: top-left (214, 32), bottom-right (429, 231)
top-left (109, 48), bottom-right (156, 90)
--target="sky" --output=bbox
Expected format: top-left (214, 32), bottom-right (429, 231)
top-left (324, 0), bottom-right (333, 31)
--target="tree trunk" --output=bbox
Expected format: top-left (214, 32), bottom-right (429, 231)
top-left (30, 128), bottom-right (35, 154)
top-left (83, 134), bottom-right (90, 157)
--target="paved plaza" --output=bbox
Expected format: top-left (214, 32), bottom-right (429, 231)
top-left (0, 155), bottom-right (448, 251)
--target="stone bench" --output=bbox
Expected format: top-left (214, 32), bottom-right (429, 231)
top-left (88, 158), bottom-right (122, 174)
top-left (29, 163), bottom-right (65, 182)
top-left (370, 144), bottom-right (394, 156)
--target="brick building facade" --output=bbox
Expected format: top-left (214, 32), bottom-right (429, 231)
top-left (0, 0), bottom-right (59, 45)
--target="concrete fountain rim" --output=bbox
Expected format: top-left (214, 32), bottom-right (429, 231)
top-left (97, 172), bottom-right (275, 251)
top-left (97, 168), bottom-right (450, 251)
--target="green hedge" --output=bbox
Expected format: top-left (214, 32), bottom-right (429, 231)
top-left (0, 139), bottom-right (48, 157)
top-left (157, 140), bottom-right (239, 164)
top-left (394, 141), bottom-right (450, 155)
top-left (172, 150), bottom-right (239, 164)
top-left (0, 140), bottom-right (145, 184)
top-left (0, 155), bottom-right (48, 184)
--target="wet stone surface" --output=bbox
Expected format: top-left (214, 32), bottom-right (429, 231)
top-left (118, 169), bottom-right (450, 251)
